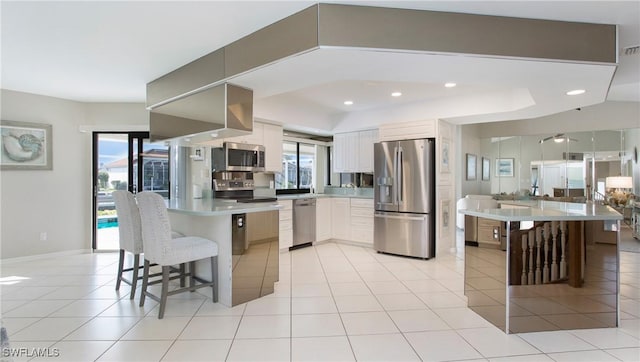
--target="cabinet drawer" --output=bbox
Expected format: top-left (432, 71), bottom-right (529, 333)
top-left (350, 207), bottom-right (373, 217)
top-left (350, 198), bottom-right (374, 208)
top-left (279, 219), bottom-right (292, 231)
top-left (279, 209), bottom-right (292, 222)
top-left (351, 215), bottom-right (373, 227)
top-left (277, 200), bottom-right (293, 210)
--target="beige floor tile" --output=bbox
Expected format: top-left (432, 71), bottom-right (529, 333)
top-left (64, 316), bottom-right (140, 341)
top-left (291, 313), bottom-right (345, 337)
top-left (235, 315), bottom-right (290, 339)
top-left (178, 316), bottom-right (241, 339)
top-left (226, 338), bottom-right (290, 361)
top-left (341, 311), bottom-right (398, 335)
top-left (97, 340), bottom-right (173, 361)
top-left (292, 336), bottom-right (355, 361)
top-left (162, 339), bottom-right (232, 361)
top-left (120, 316), bottom-right (191, 340)
top-left (349, 333), bottom-right (421, 361)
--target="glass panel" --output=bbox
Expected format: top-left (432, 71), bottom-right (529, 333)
top-left (277, 141), bottom-right (298, 189)
top-left (299, 143), bottom-right (315, 189)
top-left (95, 133), bottom-right (128, 250)
top-left (141, 139), bottom-right (170, 198)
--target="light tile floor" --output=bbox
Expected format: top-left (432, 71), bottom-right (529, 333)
top-left (1, 236), bottom-right (639, 361)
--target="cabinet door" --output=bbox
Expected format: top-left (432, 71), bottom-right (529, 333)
top-left (263, 123), bottom-right (283, 172)
top-left (333, 133), bottom-right (348, 173)
top-left (331, 198), bottom-right (351, 240)
top-left (278, 200), bottom-right (293, 249)
top-left (358, 130), bottom-right (378, 173)
top-left (315, 197), bottom-right (332, 242)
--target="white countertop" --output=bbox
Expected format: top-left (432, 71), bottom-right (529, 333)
top-left (167, 198), bottom-right (281, 216)
top-left (460, 200), bottom-right (622, 222)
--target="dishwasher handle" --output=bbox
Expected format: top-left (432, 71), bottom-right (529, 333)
top-left (295, 198), bottom-right (316, 206)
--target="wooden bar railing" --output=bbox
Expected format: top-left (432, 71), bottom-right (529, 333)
top-left (510, 220), bottom-right (583, 287)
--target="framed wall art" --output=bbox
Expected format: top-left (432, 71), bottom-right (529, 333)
top-left (466, 153), bottom-right (477, 180)
top-left (440, 138), bottom-right (450, 173)
top-left (0, 120), bottom-right (52, 170)
top-left (495, 158), bottom-right (514, 177)
top-left (482, 157), bottom-right (490, 181)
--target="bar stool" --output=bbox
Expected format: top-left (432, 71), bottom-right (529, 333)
top-left (112, 190), bottom-right (145, 299)
top-left (136, 191), bottom-right (219, 319)
top-left (112, 190), bottom-right (185, 299)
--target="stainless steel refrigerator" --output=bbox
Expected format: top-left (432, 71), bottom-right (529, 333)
top-left (374, 138), bottom-right (436, 258)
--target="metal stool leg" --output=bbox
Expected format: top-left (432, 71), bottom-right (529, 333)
top-left (211, 256), bottom-right (218, 303)
top-left (115, 249), bottom-right (125, 291)
top-left (129, 254), bottom-right (140, 299)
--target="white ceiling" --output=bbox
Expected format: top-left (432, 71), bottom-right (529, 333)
top-left (2, 1), bottom-right (638, 134)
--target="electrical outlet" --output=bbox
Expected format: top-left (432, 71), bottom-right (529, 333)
top-left (39, 232), bottom-right (47, 241)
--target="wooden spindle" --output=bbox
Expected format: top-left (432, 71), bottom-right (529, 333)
top-left (542, 225), bottom-right (549, 283)
top-left (528, 230), bottom-right (535, 285)
top-left (535, 227), bottom-right (542, 284)
top-left (560, 220), bottom-right (567, 279)
top-left (549, 221), bottom-right (558, 281)
top-left (521, 233), bottom-right (528, 285)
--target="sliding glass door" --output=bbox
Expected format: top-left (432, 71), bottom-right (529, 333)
top-left (92, 132), bottom-right (170, 250)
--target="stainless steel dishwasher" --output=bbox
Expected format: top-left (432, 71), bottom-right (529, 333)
top-left (293, 198), bottom-right (316, 248)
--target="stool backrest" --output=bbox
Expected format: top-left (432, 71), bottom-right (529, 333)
top-left (136, 192), bottom-right (173, 263)
top-left (112, 190), bottom-right (143, 254)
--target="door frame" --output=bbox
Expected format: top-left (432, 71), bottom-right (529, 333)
top-left (91, 131), bottom-right (150, 250)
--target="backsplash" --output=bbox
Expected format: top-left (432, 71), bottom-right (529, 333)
top-left (324, 186), bottom-right (374, 197)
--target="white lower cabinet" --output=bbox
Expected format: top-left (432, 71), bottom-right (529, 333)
top-left (349, 198), bottom-right (374, 244)
top-left (278, 200), bottom-right (293, 250)
top-left (316, 197), bottom-right (332, 242)
top-left (279, 196), bottom-right (374, 251)
top-left (331, 198), bottom-right (351, 240)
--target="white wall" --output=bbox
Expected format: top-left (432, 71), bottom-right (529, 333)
top-left (459, 123), bottom-right (483, 197)
top-left (1, 89), bottom-right (148, 259)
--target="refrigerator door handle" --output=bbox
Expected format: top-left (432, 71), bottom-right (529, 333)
top-left (375, 211), bottom-right (426, 221)
top-left (397, 146), bottom-right (403, 204)
top-left (393, 146), bottom-right (399, 205)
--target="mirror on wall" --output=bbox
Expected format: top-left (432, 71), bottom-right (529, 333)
top-left (478, 128), bottom-right (639, 200)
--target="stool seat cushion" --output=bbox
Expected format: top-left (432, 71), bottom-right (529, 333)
top-left (155, 236), bottom-right (218, 266)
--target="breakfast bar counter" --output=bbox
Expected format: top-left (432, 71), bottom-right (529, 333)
top-left (167, 198), bottom-right (281, 307)
top-left (460, 201), bottom-right (622, 333)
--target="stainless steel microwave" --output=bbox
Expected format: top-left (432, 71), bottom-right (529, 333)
top-left (212, 142), bottom-right (265, 172)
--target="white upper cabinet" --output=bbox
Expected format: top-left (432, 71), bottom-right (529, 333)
top-left (357, 129), bottom-right (378, 173)
top-left (263, 123), bottom-right (283, 172)
top-left (333, 129), bottom-right (378, 173)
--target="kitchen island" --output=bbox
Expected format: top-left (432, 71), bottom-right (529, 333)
top-left (166, 198), bottom-right (281, 307)
top-left (460, 201), bottom-right (622, 333)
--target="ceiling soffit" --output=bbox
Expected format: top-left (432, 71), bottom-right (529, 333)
top-left (146, 3), bottom-right (617, 110)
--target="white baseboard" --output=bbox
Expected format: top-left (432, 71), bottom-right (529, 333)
top-left (0, 249), bottom-right (92, 264)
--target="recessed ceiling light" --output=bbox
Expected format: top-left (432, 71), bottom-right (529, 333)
top-left (444, 82), bottom-right (457, 88)
top-left (283, 133), bottom-right (289, 136)
top-left (210, 133), bottom-right (218, 138)
top-left (344, 100), bottom-right (354, 105)
top-left (566, 89), bottom-right (586, 96)
top-left (391, 92), bottom-right (402, 97)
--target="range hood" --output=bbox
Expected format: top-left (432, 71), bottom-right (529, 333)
top-left (148, 83), bottom-right (253, 146)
